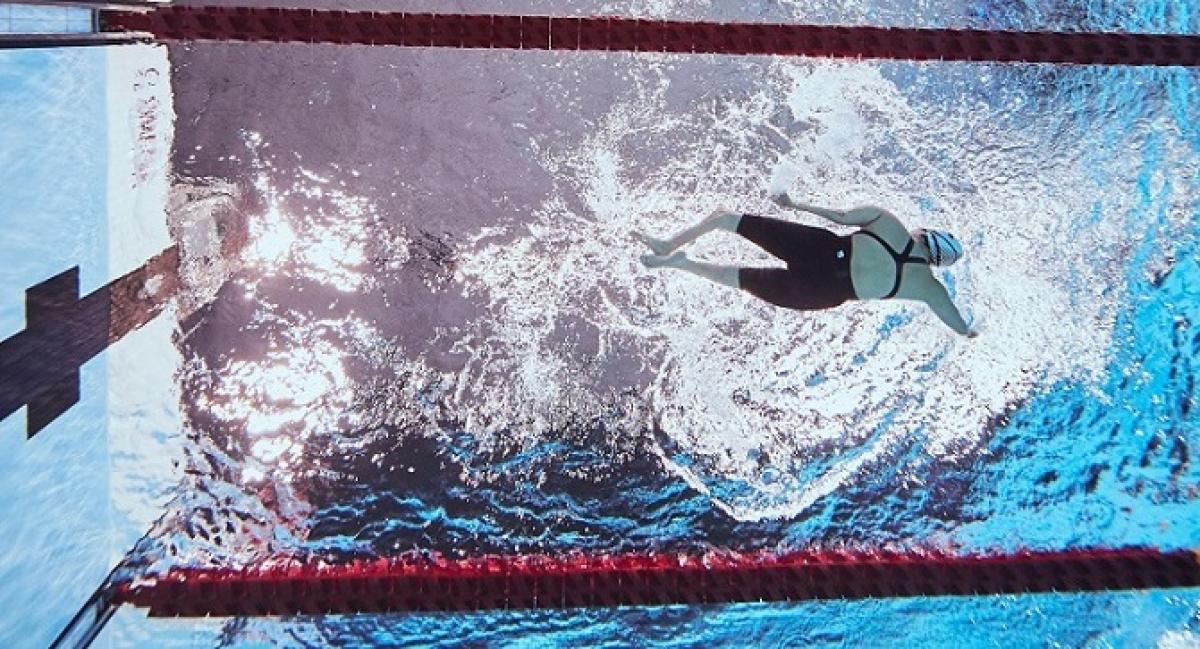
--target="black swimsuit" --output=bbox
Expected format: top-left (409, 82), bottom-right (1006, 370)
top-left (734, 214), bottom-right (924, 311)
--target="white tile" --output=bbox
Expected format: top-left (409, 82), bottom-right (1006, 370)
top-left (11, 18), bottom-right (66, 33)
top-left (67, 10), bottom-right (95, 33)
top-left (3, 5), bottom-right (95, 34)
top-left (10, 5), bottom-right (68, 23)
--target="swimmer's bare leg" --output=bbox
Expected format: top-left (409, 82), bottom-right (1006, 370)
top-left (640, 251), bottom-right (740, 289)
top-left (635, 209), bottom-right (741, 256)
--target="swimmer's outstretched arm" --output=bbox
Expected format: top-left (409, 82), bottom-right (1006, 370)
top-left (770, 192), bottom-right (882, 226)
top-left (915, 277), bottom-right (977, 338)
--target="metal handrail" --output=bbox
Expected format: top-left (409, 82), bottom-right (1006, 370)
top-left (6, 0), bottom-right (166, 12)
top-left (0, 31), bottom-right (152, 47)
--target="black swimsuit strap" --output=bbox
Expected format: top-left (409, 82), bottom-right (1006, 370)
top-left (855, 230), bottom-right (927, 299)
top-left (896, 238), bottom-right (926, 264)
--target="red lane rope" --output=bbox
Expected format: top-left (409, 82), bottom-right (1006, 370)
top-left (112, 547), bottom-right (1200, 615)
top-left (100, 7), bottom-right (1200, 66)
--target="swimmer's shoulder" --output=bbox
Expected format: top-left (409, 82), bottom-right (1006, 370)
top-left (851, 207), bottom-right (910, 244)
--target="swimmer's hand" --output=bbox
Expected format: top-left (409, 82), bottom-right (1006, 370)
top-left (634, 231), bottom-right (674, 256)
top-left (641, 251), bottom-right (688, 269)
top-left (964, 314), bottom-right (984, 339)
top-left (769, 191), bottom-right (793, 208)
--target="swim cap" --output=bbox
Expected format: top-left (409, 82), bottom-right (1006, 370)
top-left (923, 230), bottom-right (963, 266)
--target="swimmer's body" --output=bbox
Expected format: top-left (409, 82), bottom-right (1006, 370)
top-left (638, 192), bottom-right (978, 337)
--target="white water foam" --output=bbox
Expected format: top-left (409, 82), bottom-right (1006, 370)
top-left (1160, 630), bottom-right (1200, 649)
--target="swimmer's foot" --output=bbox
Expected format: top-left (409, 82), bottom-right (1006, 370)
top-left (640, 251), bottom-right (687, 269)
top-left (633, 231), bottom-right (674, 257)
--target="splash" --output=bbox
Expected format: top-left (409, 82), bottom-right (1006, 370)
top-left (203, 319), bottom-right (364, 481)
top-left (239, 132), bottom-right (378, 294)
top-left (454, 57), bottom-right (1148, 521)
top-left (165, 136), bottom-right (414, 561)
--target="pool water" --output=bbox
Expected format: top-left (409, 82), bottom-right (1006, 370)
top-left (2, 0), bottom-right (1199, 647)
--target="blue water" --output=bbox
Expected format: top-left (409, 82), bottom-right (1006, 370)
top-left (184, 188), bottom-right (1200, 643)
top-left (181, 5), bottom-right (1200, 645)
top-left (150, 31), bottom-right (1198, 649)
